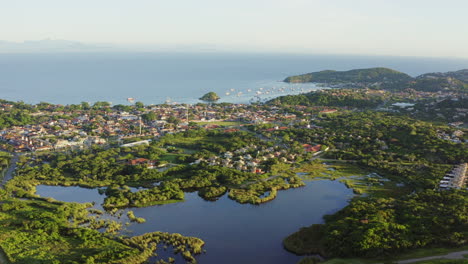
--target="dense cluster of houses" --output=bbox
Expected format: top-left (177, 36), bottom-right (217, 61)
top-left (0, 103), bottom-right (307, 153)
top-left (437, 130), bottom-right (465, 144)
top-left (439, 163), bottom-right (467, 189)
top-left (189, 142), bottom-right (323, 174)
top-left (0, 125), bottom-right (106, 152)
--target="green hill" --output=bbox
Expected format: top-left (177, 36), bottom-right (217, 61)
top-left (284, 67), bottom-right (413, 84)
top-left (409, 76), bottom-right (468, 92)
top-left (268, 89), bottom-right (385, 108)
top-left (417, 69), bottom-right (468, 82)
top-left (411, 70), bottom-right (468, 92)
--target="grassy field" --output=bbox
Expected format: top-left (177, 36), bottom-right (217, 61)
top-left (159, 153), bottom-right (188, 163)
top-left (294, 160), bottom-right (410, 197)
top-left (195, 121), bottom-right (243, 126)
top-left (163, 134), bottom-right (233, 147)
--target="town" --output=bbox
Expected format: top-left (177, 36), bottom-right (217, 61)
top-left (0, 87), bottom-right (466, 264)
top-left (1, 88), bottom-right (466, 154)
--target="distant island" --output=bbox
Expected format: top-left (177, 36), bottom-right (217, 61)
top-left (284, 67), bottom-right (468, 92)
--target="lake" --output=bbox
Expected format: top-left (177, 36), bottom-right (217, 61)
top-left (1, 52), bottom-right (468, 105)
top-left (36, 180), bottom-right (354, 264)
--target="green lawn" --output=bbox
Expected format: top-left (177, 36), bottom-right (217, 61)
top-left (163, 134), bottom-right (232, 146)
top-left (195, 121), bottom-right (243, 126)
top-left (159, 153), bottom-right (188, 163)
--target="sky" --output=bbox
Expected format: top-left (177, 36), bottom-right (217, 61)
top-left (1, 0), bottom-right (468, 58)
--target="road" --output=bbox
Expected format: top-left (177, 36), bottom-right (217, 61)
top-left (396, 250), bottom-right (468, 264)
top-left (0, 154), bottom-right (19, 188)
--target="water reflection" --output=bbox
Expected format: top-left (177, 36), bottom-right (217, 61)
top-left (36, 180), bottom-right (353, 264)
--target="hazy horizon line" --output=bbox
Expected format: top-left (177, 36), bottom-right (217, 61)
top-left (1, 39), bottom-right (468, 61)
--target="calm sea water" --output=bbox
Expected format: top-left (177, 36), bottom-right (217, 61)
top-left (36, 180), bottom-right (354, 264)
top-left (1, 52), bottom-right (468, 105)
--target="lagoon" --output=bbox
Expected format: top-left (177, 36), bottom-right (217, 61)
top-left (36, 180), bottom-right (354, 264)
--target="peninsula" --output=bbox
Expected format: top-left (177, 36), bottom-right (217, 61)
top-left (284, 67), bottom-right (468, 92)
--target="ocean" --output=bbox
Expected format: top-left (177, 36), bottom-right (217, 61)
top-left (1, 52), bottom-right (467, 105)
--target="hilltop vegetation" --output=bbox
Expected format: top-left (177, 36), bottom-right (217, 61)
top-left (410, 75), bottom-right (468, 92)
top-left (284, 67), bottom-right (412, 85)
top-left (284, 67), bottom-right (468, 92)
top-left (199, 91), bottom-right (220, 103)
top-left (268, 89), bottom-right (386, 108)
top-left (418, 69), bottom-right (468, 82)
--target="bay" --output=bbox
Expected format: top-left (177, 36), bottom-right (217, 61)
top-left (1, 52), bottom-right (467, 105)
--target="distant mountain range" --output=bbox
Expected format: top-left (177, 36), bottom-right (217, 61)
top-left (0, 39), bottom-right (236, 53)
top-left (0, 39), bottom-right (113, 53)
top-left (284, 67), bottom-right (468, 92)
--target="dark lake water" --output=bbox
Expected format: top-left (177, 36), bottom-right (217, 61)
top-left (36, 180), bottom-right (354, 264)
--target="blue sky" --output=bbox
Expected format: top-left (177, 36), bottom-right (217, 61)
top-left (2, 0), bottom-right (468, 57)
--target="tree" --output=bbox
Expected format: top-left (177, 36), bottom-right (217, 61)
top-left (81, 102), bottom-right (91, 110)
top-left (142, 112), bottom-right (157, 122)
top-left (92, 101), bottom-right (111, 109)
top-left (113, 104), bottom-right (132, 112)
top-left (199, 92), bottom-right (220, 104)
top-left (135, 101), bottom-right (145, 109)
top-left (167, 116), bottom-right (181, 126)
top-left (188, 121), bottom-right (199, 127)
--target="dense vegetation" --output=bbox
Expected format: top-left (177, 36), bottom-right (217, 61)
top-left (0, 100), bottom-right (36, 129)
top-left (124, 232), bottom-right (205, 263)
top-left (418, 69), bottom-right (468, 83)
top-left (283, 111), bottom-right (468, 260)
top-left (278, 111), bottom-right (466, 168)
top-left (322, 190), bottom-right (467, 257)
top-left (199, 92), bottom-right (220, 103)
top-left (0, 197), bottom-right (143, 263)
top-left (285, 190), bottom-right (467, 258)
top-left (284, 67), bottom-right (412, 85)
top-left (0, 192), bottom-right (205, 263)
top-left (410, 76), bottom-right (468, 92)
top-left (103, 182), bottom-right (184, 208)
top-left (268, 89), bottom-right (386, 108)
top-left (283, 67), bottom-right (468, 92)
